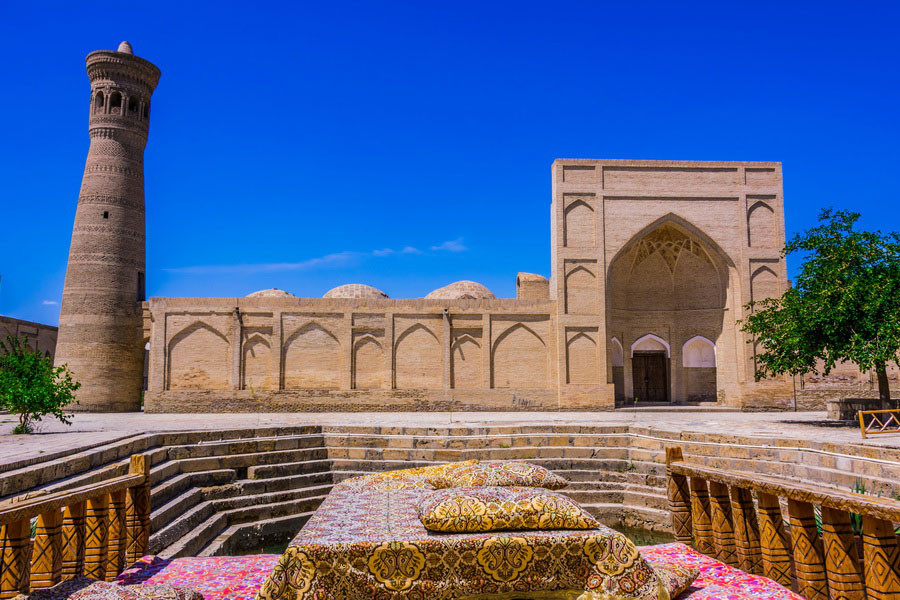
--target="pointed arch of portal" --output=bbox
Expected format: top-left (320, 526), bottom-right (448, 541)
top-left (606, 213), bottom-right (736, 405)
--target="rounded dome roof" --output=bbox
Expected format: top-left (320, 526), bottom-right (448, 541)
top-left (323, 284), bottom-right (389, 299)
top-left (246, 288), bottom-right (296, 298)
top-left (424, 280), bottom-right (496, 300)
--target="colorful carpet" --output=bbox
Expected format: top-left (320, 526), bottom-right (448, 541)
top-left (115, 543), bottom-right (801, 600)
top-left (640, 543), bottom-right (804, 599)
top-left (117, 555), bottom-right (281, 600)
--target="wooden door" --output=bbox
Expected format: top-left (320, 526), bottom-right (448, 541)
top-left (632, 352), bottom-right (668, 402)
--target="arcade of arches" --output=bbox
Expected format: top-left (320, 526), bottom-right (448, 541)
top-left (137, 160), bottom-right (798, 413)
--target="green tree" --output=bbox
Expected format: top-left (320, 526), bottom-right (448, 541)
top-left (741, 209), bottom-right (900, 405)
top-left (0, 335), bottom-right (80, 433)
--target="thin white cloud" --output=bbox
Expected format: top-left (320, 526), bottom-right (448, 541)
top-left (431, 238), bottom-right (467, 252)
top-left (42, 300), bottom-right (58, 306)
top-left (166, 242), bottom-right (429, 275)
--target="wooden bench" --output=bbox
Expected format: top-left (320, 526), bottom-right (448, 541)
top-left (0, 454), bottom-right (151, 599)
top-left (859, 408), bottom-right (900, 438)
top-left (666, 446), bottom-right (900, 600)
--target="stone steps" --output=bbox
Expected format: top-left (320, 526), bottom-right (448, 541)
top-left (151, 487), bottom-right (204, 533)
top-left (159, 495), bottom-right (327, 559)
top-left (325, 445), bottom-right (631, 462)
top-left (175, 447), bottom-right (329, 474)
top-left (322, 433), bottom-right (635, 450)
top-left (5, 423), bottom-right (898, 559)
top-left (165, 434), bottom-right (326, 460)
top-left (151, 469), bottom-right (236, 507)
top-left (150, 498), bottom-right (217, 554)
top-left (199, 512), bottom-right (313, 557)
top-left (245, 459), bottom-right (333, 480)
top-left (203, 471), bottom-right (334, 499)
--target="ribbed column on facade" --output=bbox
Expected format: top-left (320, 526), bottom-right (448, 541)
top-left (55, 42), bottom-right (160, 412)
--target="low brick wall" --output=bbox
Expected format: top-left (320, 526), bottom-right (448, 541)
top-left (826, 397), bottom-right (894, 420)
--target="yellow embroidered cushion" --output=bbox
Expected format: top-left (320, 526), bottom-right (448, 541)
top-left (341, 460), bottom-right (479, 491)
top-left (647, 561), bottom-right (700, 599)
top-left (417, 486), bottom-right (599, 532)
top-left (428, 460), bottom-right (569, 490)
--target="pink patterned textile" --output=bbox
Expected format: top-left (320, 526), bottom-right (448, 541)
top-left (106, 543), bottom-right (800, 600)
top-left (116, 555), bottom-right (281, 600)
top-left (639, 543), bottom-right (804, 600)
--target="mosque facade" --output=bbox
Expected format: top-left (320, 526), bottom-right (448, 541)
top-left (55, 43), bottom-right (798, 412)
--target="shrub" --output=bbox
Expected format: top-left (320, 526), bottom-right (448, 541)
top-left (0, 335), bottom-right (79, 433)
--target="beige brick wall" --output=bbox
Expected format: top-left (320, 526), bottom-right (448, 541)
top-left (139, 160), bottom-right (806, 412)
top-left (0, 316), bottom-right (57, 360)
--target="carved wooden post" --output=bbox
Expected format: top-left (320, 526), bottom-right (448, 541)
top-left (61, 502), bottom-right (85, 578)
top-left (30, 509), bottom-right (63, 589)
top-left (83, 494), bottom-right (109, 580)
top-left (665, 447), bottom-right (692, 544)
top-left (861, 516), bottom-right (900, 599)
top-left (820, 507), bottom-right (865, 600)
top-left (729, 486), bottom-right (762, 575)
top-left (105, 490), bottom-right (126, 580)
top-left (0, 520), bottom-right (30, 599)
top-left (689, 477), bottom-right (715, 555)
top-left (756, 492), bottom-right (793, 588)
top-left (787, 499), bottom-right (829, 600)
top-left (707, 481), bottom-right (738, 566)
top-left (125, 454), bottom-right (151, 565)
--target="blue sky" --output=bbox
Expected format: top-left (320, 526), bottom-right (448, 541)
top-left (1, 1), bottom-right (898, 325)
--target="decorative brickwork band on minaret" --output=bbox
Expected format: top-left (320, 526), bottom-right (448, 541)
top-left (55, 42), bottom-right (160, 412)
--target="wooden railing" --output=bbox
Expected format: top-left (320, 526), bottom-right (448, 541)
top-left (859, 408), bottom-right (900, 438)
top-left (666, 446), bottom-right (900, 599)
top-left (0, 454), bottom-right (150, 598)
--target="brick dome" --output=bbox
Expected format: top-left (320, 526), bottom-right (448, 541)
top-left (425, 280), bottom-right (496, 300)
top-left (323, 284), bottom-right (389, 299)
top-left (246, 288), bottom-right (296, 298)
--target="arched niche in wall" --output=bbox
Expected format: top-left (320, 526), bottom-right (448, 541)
top-left (283, 323), bottom-right (340, 389)
top-left (610, 337), bottom-right (625, 368)
top-left (142, 338), bottom-right (150, 392)
top-left (682, 336), bottom-right (716, 367)
top-left (750, 265), bottom-right (781, 303)
top-left (610, 337), bottom-right (625, 404)
top-left (394, 323), bottom-right (442, 389)
top-left (747, 201), bottom-right (777, 248)
top-left (451, 331), bottom-right (482, 389)
top-left (242, 332), bottom-right (273, 390)
top-left (167, 321), bottom-right (230, 390)
top-left (353, 334), bottom-right (384, 390)
top-left (566, 331), bottom-right (599, 384)
top-left (682, 335), bottom-right (717, 402)
top-left (631, 333), bottom-right (670, 357)
top-left (565, 263), bottom-right (598, 315)
top-left (564, 198), bottom-right (595, 248)
top-left (491, 323), bottom-right (547, 388)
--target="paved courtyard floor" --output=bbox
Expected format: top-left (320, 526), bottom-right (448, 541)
top-left (2, 409), bottom-right (898, 469)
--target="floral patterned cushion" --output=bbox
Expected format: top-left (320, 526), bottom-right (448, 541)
top-left (15, 577), bottom-right (203, 600)
top-left (417, 486), bottom-right (598, 532)
top-left (647, 560), bottom-right (699, 599)
top-left (340, 460), bottom-right (479, 491)
top-left (428, 460), bottom-right (569, 490)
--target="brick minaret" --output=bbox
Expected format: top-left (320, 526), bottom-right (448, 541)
top-left (55, 42), bottom-right (160, 412)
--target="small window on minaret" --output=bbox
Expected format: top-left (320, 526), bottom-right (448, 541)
top-left (137, 272), bottom-right (146, 302)
top-left (128, 97), bottom-right (139, 114)
top-left (103, 211), bottom-right (109, 219)
top-left (94, 92), bottom-right (104, 112)
top-left (110, 92), bottom-right (122, 113)
top-left (143, 103), bottom-right (150, 119)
